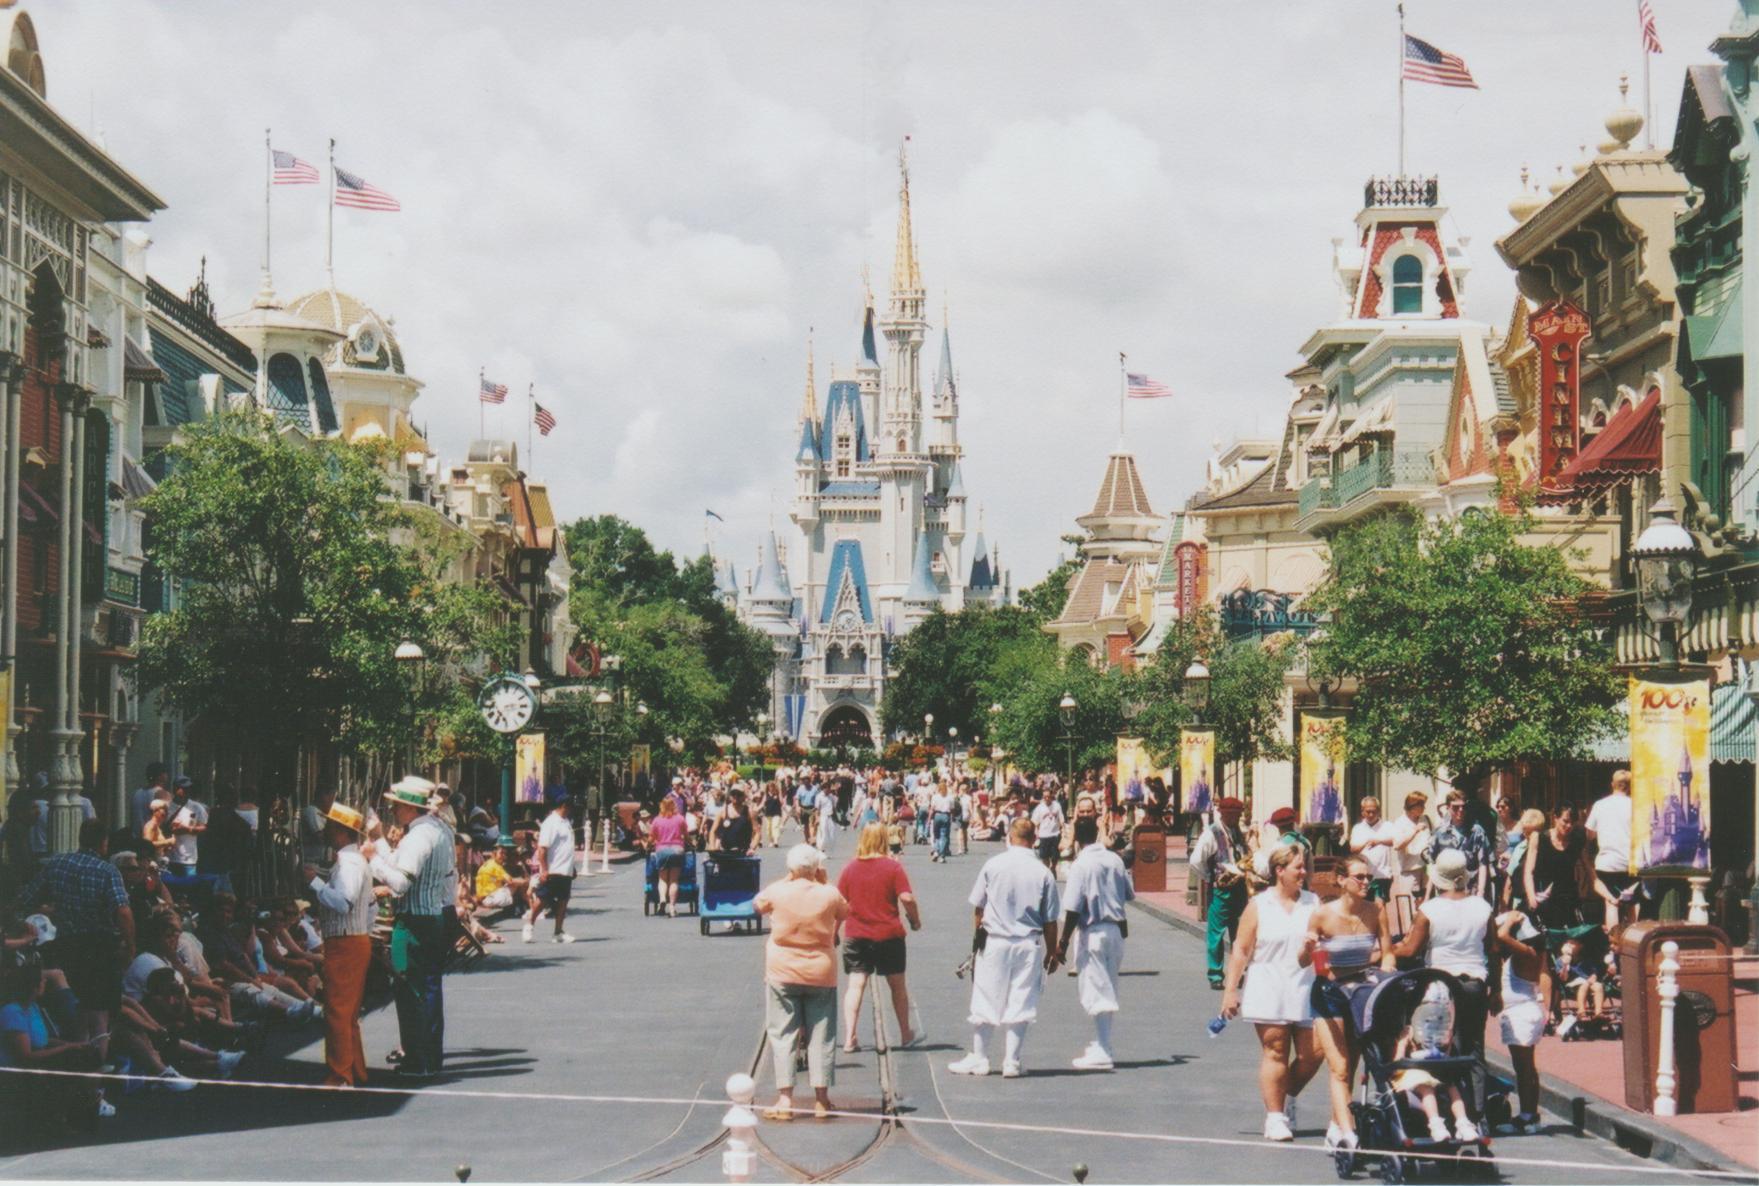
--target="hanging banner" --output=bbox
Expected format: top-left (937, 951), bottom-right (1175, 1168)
top-left (1298, 713), bottom-right (1347, 826)
top-left (515, 732), bottom-right (546, 804)
top-left (1179, 728), bottom-right (1215, 817)
top-left (629, 744), bottom-right (651, 783)
top-left (1628, 673), bottom-right (1712, 872)
top-left (1115, 736), bottom-right (1150, 803)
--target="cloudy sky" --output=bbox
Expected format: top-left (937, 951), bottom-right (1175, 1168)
top-left (41, 1), bottom-right (1734, 586)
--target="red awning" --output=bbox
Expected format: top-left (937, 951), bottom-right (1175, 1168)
top-left (1550, 388), bottom-right (1661, 496)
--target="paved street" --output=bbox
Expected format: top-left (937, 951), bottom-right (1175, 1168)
top-left (0, 825), bottom-right (1707, 1184)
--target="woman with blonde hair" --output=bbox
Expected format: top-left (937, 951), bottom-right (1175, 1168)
top-left (837, 822), bottom-right (922, 1051)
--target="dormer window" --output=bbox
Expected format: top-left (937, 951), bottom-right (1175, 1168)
top-left (836, 433), bottom-right (851, 478)
top-left (1391, 254), bottom-right (1424, 314)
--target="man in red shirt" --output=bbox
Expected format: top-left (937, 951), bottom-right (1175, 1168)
top-left (836, 823), bottom-right (922, 1051)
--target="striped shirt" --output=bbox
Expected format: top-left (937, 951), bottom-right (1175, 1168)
top-left (372, 815), bottom-right (455, 917)
top-left (309, 845), bottom-right (376, 938)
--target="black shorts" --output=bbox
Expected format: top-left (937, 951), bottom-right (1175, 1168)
top-left (541, 874), bottom-right (572, 906)
top-left (842, 936), bottom-right (907, 977)
top-left (1036, 837), bottom-right (1060, 862)
top-left (1597, 871), bottom-right (1637, 898)
top-left (49, 932), bottom-right (123, 1015)
top-left (1310, 974), bottom-right (1377, 1023)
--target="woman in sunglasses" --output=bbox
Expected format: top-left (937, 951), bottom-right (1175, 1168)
top-left (1304, 854), bottom-right (1397, 1156)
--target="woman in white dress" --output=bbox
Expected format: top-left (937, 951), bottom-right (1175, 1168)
top-left (1221, 843), bottom-right (1324, 1141)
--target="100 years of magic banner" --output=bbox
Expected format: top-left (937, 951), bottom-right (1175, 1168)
top-left (1627, 674), bottom-right (1712, 872)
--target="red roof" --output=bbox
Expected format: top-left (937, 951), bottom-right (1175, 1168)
top-left (1550, 388), bottom-right (1661, 496)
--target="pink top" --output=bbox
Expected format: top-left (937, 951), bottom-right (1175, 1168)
top-left (649, 814), bottom-right (688, 848)
top-left (754, 877), bottom-right (848, 987)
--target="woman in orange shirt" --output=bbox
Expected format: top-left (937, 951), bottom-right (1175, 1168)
top-left (753, 843), bottom-right (848, 1120)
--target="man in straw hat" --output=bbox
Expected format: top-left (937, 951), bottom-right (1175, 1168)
top-left (303, 801), bottom-right (375, 1087)
top-left (367, 775), bottom-right (456, 1079)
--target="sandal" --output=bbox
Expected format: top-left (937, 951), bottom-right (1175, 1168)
top-left (761, 1106), bottom-right (794, 1122)
top-left (813, 1101), bottom-right (830, 1120)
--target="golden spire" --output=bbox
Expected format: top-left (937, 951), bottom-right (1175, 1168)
top-left (801, 327), bottom-right (818, 423)
top-left (891, 137), bottom-right (922, 294)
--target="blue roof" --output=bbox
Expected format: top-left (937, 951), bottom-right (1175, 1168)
top-left (752, 531), bottom-right (792, 602)
top-left (820, 480), bottom-right (880, 496)
top-left (968, 531), bottom-right (994, 589)
top-left (819, 380), bottom-right (869, 465)
top-left (796, 417), bottom-right (819, 464)
top-left (906, 537), bottom-right (939, 602)
top-left (861, 305), bottom-right (878, 366)
top-left (945, 459), bottom-right (966, 499)
top-left (146, 327), bottom-right (250, 427)
top-left (819, 539), bottom-right (874, 624)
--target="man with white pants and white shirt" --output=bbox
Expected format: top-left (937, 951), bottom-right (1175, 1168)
top-left (1054, 814), bottom-right (1134, 1070)
top-left (950, 817), bottom-right (1061, 1078)
top-left (524, 795), bottom-right (578, 944)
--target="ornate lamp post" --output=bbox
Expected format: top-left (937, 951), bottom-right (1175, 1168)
top-left (592, 687), bottom-right (615, 822)
top-left (1058, 691), bottom-right (1077, 800)
top-left (394, 640), bottom-right (425, 775)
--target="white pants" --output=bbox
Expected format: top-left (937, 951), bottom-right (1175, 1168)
top-left (1075, 922), bottom-right (1123, 1016)
top-left (968, 936), bottom-right (1044, 1026)
top-left (481, 887), bottom-right (514, 909)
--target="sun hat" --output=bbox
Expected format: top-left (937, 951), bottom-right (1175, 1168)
top-left (384, 775), bottom-right (439, 809)
top-left (325, 802), bottom-right (366, 833)
top-left (1430, 847), bottom-right (1470, 892)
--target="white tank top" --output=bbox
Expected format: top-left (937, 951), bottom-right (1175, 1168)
top-left (1419, 894), bottom-right (1492, 979)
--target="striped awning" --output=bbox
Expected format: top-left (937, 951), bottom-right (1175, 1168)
top-left (1582, 675), bottom-right (1756, 764)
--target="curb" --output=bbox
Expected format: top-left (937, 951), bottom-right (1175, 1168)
top-left (1128, 895), bottom-right (1757, 1179)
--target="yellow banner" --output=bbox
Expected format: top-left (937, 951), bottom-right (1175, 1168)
top-left (1180, 728), bottom-right (1215, 816)
top-left (629, 744), bottom-right (651, 782)
top-left (1298, 713), bottom-right (1346, 826)
top-left (1628, 674), bottom-right (1712, 873)
top-left (1115, 736), bottom-right (1150, 799)
top-left (516, 732), bottom-right (546, 804)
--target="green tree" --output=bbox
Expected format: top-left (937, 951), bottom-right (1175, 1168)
top-left (881, 605), bottom-right (1052, 738)
top-left (1307, 507), bottom-right (1620, 781)
top-left (984, 647), bottom-right (1135, 776)
top-left (1136, 605), bottom-right (1295, 778)
top-left (1018, 535), bottom-right (1085, 625)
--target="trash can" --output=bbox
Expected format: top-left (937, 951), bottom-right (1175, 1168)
top-left (1131, 823), bottom-right (1167, 894)
top-left (1617, 920), bottom-right (1740, 1113)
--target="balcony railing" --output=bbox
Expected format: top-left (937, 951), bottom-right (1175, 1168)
top-left (1298, 477), bottom-right (1335, 518)
top-left (1364, 175), bottom-right (1439, 208)
top-left (1299, 449), bottom-right (1436, 519)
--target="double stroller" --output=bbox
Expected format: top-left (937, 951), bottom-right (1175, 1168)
top-left (1336, 968), bottom-right (1507, 1183)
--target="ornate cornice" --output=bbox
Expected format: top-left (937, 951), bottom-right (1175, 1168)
top-left (0, 62), bottom-right (162, 222)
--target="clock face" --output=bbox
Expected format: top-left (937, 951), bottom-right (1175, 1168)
top-left (834, 609), bottom-right (858, 632)
top-left (355, 327), bottom-right (379, 358)
top-left (479, 677), bottom-right (536, 733)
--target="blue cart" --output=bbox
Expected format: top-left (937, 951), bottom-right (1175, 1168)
top-left (644, 849), bottom-right (699, 916)
top-left (698, 855), bottom-right (764, 936)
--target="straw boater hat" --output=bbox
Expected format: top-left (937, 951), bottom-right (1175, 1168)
top-left (384, 775), bottom-right (439, 810)
top-left (325, 802), bottom-right (366, 833)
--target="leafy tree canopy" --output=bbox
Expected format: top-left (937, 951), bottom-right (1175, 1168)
top-left (882, 604), bottom-right (1052, 739)
top-left (1136, 604), bottom-right (1295, 772)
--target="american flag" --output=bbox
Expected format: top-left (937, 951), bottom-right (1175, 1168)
top-left (1126, 372), bottom-right (1173, 399)
top-left (334, 167), bottom-right (401, 211)
top-left (271, 149), bottom-right (319, 185)
top-left (479, 376), bottom-right (508, 404)
top-left (1639, 0), bottom-right (1663, 54)
top-left (1402, 34), bottom-right (1478, 90)
top-left (534, 402), bottom-right (557, 437)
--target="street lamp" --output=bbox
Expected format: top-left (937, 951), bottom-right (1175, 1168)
top-left (1058, 691), bottom-right (1077, 799)
top-left (1633, 496), bottom-right (1701, 668)
top-left (1183, 658), bottom-right (1211, 718)
top-left (592, 688), bottom-right (615, 821)
top-left (924, 712), bottom-right (934, 740)
top-left (394, 641), bottom-right (425, 773)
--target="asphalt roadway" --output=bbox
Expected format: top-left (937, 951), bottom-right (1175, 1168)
top-left (0, 822), bottom-right (1741, 1184)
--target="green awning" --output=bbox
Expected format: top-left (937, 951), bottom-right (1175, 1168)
top-left (1584, 678), bottom-right (1755, 764)
top-left (1685, 287), bottom-right (1743, 362)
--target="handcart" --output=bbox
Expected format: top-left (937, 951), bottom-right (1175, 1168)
top-left (698, 854), bottom-right (764, 936)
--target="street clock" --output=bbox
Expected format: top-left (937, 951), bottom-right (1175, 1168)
top-left (478, 674), bottom-right (537, 734)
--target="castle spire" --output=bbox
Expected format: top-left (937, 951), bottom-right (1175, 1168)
top-left (891, 138), bottom-right (922, 296)
top-left (801, 327), bottom-right (818, 423)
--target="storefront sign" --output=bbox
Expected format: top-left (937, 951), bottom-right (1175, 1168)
top-left (516, 732), bottom-right (546, 804)
top-left (1528, 298), bottom-right (1592, 491)
top-left (1180, 728), bottom-right (1215, 817)
top-left (1298, 713), bottom-right (1346, 826)
top-left (1628, 673), bottom-right (1712, 872)
top-left (1174, 541), bottom-right (1206, 617)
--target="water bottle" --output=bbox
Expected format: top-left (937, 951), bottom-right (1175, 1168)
top-left (1207, 1015), bottom-right (1228, 1039)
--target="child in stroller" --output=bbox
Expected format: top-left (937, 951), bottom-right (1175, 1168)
top-left (1546, 923), bottom-right (1620, 1040)
top-left (1347, 968), bottom-right (1500, 1181)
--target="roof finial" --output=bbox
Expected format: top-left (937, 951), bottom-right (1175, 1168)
top-left (801, 327), bottom-right (818, 423)
top-left (891, 135), bottom-right (922, 295)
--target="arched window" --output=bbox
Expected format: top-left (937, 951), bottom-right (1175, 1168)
top-left (266, 353), bottom-right (310, 427)
top-left (307, 359), bottom-right (338, 434)
top-left (1390, 254), bottom-right (1424, 315)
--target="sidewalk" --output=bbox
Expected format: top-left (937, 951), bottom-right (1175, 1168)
top-left (1130, 835), bottom-right (1759, 1174)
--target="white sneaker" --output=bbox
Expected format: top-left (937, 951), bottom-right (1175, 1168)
top-left (1263, 1112), bottom-right (1293, 1141)
top-left (553, 932), bottom-right (576, 944)
top-left (1428, 1117), bottom-right (1450, 1142)
top-left (1000, 1060), bottom-right (1023, 1078)
top-left (1556, 1014), bottom-right (1577, 1038)
top-left (522, 923), bottom-right (534, 943)
top-left (947, 1054), bottom-right (991, 1076)
top-left (1454, 1117), bottom-right (1482, 1143)
top-left (1325, 1122), bottom-right (1344, 1151)
top-left (156, 1066), bottom-right (197, 1093)
top-left (216, 1050), bottom-right (244, 1078)
top-left (1071, 1046), bottom-right (1114, 1071)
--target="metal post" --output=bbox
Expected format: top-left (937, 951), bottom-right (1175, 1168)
top-left (48, 390), bottom-right (80, 852)
top-left (0, 355), bottom-right (20, 799)
top-left (1654, 940), bottom-right (1680, 1116)
top-left (499, 758), bottom-right (513, 853)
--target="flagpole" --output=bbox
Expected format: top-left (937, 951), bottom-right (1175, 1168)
top-left (1642, 3), bottom-right (1654, 151)
top-left (1117, 352), bottom-right (1127, 448)
top-left (262, 128), bottom-right (272, 289)
top-left (325, 138), bottom-right (336, 284)
top-left (479, 368), bottom-right (485, 440)
top-left (1397, 3), bottom-right (1407, 175)
top-left (527, 383), bottom-right (535, 469)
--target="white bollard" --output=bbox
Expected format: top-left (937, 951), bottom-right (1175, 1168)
top-left (1687, 877), bottom-right (1711, 926)
top-left (600, 817), bottom-right (613, 875)
top-left (1654, 939), bottom-right (1680, 1117)
top-left (722, 1072), bottom-right (758, 1183)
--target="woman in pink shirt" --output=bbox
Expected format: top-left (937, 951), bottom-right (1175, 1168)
top-left (753, 844), bottom-right (848, 1120)
top-left (647, 798), bottom-right (690, 917)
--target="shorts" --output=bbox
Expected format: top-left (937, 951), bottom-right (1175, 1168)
top-left (1036, 836), bottom-right (1060, 862)
top-left (1500, 998), bottom-right (1546, 1047)
top-left (655, 845), bottom-right (685, 870)
top-left (48, 932), bottom-right (123, 1015)
top-left (1310, 975), bottom-right (1375, 1022)
top-left (1597, 871), bottom-right (1636, 898)
top-left (542, 873), bottom-right (572, 907)
top-left (842, 935), bottom-right (907, 977)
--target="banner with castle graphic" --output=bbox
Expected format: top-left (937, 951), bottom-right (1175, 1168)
top-left (1628, 674), bottom-right (1712, 873)
top-left (1298, 713), bottom-right (1346, 826)
top-left (1115, 736), bottom-right (1151, 803)
top-left (1179, 729), bottom-right (1215, 818)
top-left (516, 732), bottom-right (546, 804)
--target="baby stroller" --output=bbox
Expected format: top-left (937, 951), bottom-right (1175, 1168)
top-left (1346, 968), bottom-right (1501, 1183)
top-left (1545, 922), bottom-right (1622, 1041)
top-left (643, 849), bottom-right (699, 916)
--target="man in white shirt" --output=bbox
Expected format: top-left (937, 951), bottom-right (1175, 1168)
top-left (524, 796), bottom-right (578, 944)
top-left (129, 763), bottom-right (171, 836)
top-left (1030, 787), bottom-right (1066, 872)
top-left (301, 802), bottom-right (375, 1087)
top-left (1387, 791), bottom-right (1431, 901)
top-left (816, 786), bottom-right (838, 854)
top-left (950, 817), bottom-right (1062, 1079)
top-left (1349, 796), bottom-right (1398, 901)
top-left (168, 777), bottom-right (207, 876)
top-left (930, 784), bottom-right (954, 862)
top-left (1585, 769), bottom-right (1636, 930)
top-left (1054, 814), bottom-right (1134, 1070)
